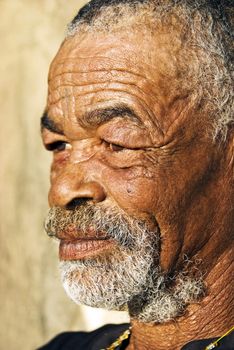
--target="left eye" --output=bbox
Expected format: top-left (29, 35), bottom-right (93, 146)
top-left (108, 143), bottom-right (125, 152)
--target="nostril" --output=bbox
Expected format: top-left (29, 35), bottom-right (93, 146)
top-left (50, 180), bottom-right (106, 209)
top-left (66, 198), bottom-right (90, 211)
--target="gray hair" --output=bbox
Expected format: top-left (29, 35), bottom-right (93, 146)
top-left (67, 0), bottom-right (233, 140)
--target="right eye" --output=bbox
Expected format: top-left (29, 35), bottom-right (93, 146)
top-left (45, 141), bottom-right (71, 153)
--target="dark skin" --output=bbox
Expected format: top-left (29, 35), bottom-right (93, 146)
top-left (42, 28), bottom-right (234, 349)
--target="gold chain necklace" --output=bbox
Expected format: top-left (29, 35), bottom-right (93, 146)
top-left (100, 327), bottom-right (131, 350)
top-left (100, 324), bottom-right (233, 350)
top-left (204, 325), bottom-right (234, 349)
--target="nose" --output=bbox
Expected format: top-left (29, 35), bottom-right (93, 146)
top-left (48, 170), bottom-right (106, 209)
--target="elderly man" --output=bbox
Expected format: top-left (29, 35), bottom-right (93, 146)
top-left (39, 0), bottom-right (233, 349)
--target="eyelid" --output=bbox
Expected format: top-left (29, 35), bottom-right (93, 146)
top-left (45, 140), bottom-right (71, 152)
top-left (103, 140), bottom-right (142, 153)
top-left (104, 137), bottom-right (144, 150)
top-left (102, 136), bottom-right (127, 148)
top-left (109, 142), bottom-right (125, 152)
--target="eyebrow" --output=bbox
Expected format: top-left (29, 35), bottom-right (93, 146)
top-left (41, 104), bottom-right (141, 134)
top-left (41, 112), bottom-right (64, 135)
top-left (81, 104), bottom-right (141, 128)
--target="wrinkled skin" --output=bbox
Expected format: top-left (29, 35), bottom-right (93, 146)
top-left (42, 28), bottom-right (233, 349)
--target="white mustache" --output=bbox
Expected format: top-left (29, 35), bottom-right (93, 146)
top-left (44, 204), bottom-right (157, 249)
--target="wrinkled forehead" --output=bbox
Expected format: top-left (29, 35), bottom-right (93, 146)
top-left (47, 29), bottom-right (200, 141)
top-left (49, 29), bottom-right (184, 86)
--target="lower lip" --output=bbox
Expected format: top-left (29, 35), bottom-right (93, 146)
top-left (59, 239), bottom-right (116, 260)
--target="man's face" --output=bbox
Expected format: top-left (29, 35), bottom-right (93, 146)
top-left (42, 28), bottom-right (217, 321)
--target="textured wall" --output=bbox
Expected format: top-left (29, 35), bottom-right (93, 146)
top-left (0, 1), bottom-right (129, 349)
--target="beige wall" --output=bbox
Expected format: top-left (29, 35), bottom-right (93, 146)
top-left (0, 1), bottom-right (129, 349)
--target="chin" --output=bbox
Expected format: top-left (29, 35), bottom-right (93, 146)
top-left (59, 253), bottom-right (205, 323)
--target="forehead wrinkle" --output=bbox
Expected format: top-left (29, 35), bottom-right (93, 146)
top-left (50, 88), bottom-right (158, 124)
top-left (50, 46), bottom-right (157, 80)
top-left (49, 64), bottom-right (161, 106)
top-left (49, 79), bottom-right (159, 108)
top-left (49, 60), bottom-right (182, 107)
top-left (50, 67), bottom-right (153, 86)
top-left (48, 85), bottom-right (164, 139)
top-left (48, 39), bottom-right (190, 141)
top-left (49, 73), bottom-right (155, 107)
top-left (50, 37), bottom-right (182, 82)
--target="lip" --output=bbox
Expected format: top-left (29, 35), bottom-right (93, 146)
top-left (56, 226), bottom-right (107, 241)
top-left (59, 239), bottom-right (116, 260)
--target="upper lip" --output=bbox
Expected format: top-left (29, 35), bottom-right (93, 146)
top-left (55, 225), bottom-right (108, 241)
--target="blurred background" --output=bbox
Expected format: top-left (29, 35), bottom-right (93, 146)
top-left (0, 1), bottom-right (129, 349)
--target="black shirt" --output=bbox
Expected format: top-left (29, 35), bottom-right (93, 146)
top-left (38, 323), bottom-right (234, 350)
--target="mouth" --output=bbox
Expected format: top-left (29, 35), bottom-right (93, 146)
top-left (59, 238), bottom-right (116, 260)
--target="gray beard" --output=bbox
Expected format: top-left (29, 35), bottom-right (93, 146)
top-left (56, 208), bottom-right (204, 323)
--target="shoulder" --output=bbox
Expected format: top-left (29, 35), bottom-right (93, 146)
top-left (37, 323), bottom-right (130, 350)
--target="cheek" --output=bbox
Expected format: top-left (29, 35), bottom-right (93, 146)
top-left (104, 167), bottom-right (159, 215)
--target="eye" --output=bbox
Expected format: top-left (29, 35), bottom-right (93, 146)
top-left (45, 141), bottom-right (71, 153)
top-left (106, 142), bottom-right (125, 152)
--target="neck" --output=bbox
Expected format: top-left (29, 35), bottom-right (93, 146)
top-left (127, 246), bottom-right (234, 350)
